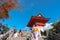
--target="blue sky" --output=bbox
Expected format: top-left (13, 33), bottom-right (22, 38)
top-left (0, 0), bottom-right (60, 30)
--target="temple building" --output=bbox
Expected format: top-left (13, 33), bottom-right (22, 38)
top-left (27, 13), bottom-right (50, 27)
top-left (27, 13), bottom-right (50, 36)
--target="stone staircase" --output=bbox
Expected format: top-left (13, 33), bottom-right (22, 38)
top-left (0, 30), bottom-right (47, 40)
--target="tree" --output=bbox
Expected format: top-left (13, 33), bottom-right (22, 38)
top-left (51, 21), bottom-right (60, 33)
top-left (0, 23), bottom-right (10, 34)
top-left (48, 21), bottom-right (60, 40)
top-left (0, 0), bottom-right (19, 19)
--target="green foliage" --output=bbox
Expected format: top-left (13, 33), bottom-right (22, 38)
top-left (0, 23), bottom-right (10, 34)
top-left (52, 21), bottom-right (60, 33)
top-left (48, 21), bottom-right (60, 40)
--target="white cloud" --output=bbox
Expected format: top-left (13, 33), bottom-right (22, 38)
top-left (44, 23), bottom-right (53, 30)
